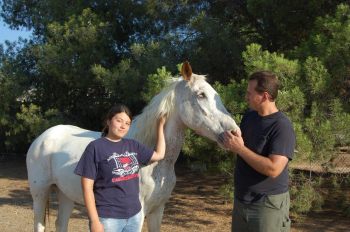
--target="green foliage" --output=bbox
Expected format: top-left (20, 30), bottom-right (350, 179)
top-left (290, 183), bottom-right (318, 214)
top-left (16, 105), bottom-right (61, 138)
top-left (0, 70), bottom-right (19, 126)
top-left (91, 59), bottom-right (147, 111)
top-left (182, 130), bottom-right (215, 159)
top-left (330, 99), bottom-right (350, 145)
top-left (302, 57), bottom-right (330, 97)
top-left (243, 43), bottom-right (300, 89)
top-left (295, 3), bottom-right (350, 109)
top-left (186, 7), bottom-right (247, 83)
top-left (0, 42), bottom-right (40, 152)
top-left (292, 123), bottom-right (313, 163)
top-left (217, 156), bottom-right (236, 178)
top-left (214, 79), bottom-right (247, 121)
top-left (28, 8), bottom-right (114, 128)
top-left (245, 0), bottom-right (344, 50)
top-left (141, 66), bottom-right (172, 103)
top-left (218, 183), bottom-right (234, 203)
top-left (303, 99), bottom-right (350, 162)
top-left (327, 175), bottom-right (350, 217)
top-left (290, 176), bottom-right (323, 217)
top-left (341, 197), bottom-right (350, 217)
top-left (182, 129), bottom-right (234, 171)
top-left (277, 87), bottom-right (305, 122)
top-left (337, 175), bottom-right (350, 216)
top-left (0, 73), bottom-right (18, 152)
top-left (304, 103), bottom-right (336, 161)
top-left (6, 104), bottom-right (63, 153)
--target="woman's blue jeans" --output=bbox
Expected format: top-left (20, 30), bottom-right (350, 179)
top-left (91, 210), bottom-right (143, 232)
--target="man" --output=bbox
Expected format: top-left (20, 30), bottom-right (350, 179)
top-left (219, 71), bottom-right (296, 232)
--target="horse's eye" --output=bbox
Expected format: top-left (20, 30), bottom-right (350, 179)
top-left (197, 92), bottom-right (206, 99)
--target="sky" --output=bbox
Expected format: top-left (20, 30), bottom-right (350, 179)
top-left (0, 18), bottom-right (32, 45)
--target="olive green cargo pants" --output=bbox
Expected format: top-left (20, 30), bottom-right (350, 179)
top-left (232, 192), bottom-right (291, 232)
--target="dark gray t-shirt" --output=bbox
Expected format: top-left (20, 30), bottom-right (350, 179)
top-left (234, 110), bottom-right (295, 203)
top-left (74, 137), bottom-right (153, 219)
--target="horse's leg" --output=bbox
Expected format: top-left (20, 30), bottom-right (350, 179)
top-left (31, 185), bottom-right (51, 232)
top-left (138, 209), bottom-right (146, 232)
top-left (146, 204), bottom-right (165, 232)
top-left (55, 189), bottom-right (75, 232)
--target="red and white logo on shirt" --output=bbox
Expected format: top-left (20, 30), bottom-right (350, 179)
top-left (107, 152), bottom-right (139, 182)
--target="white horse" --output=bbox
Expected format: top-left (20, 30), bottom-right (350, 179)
top-left (26, 62), bottom-right (240, 232)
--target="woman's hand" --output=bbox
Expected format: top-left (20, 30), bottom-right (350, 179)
top-left (82, 177), bottom-right (103, 232)
top-left (158, 115), bottom-right (166, 127)
top-left (90, 220), bottom-right (104, 232)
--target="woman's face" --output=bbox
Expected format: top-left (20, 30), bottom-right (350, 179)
top-left (107, 112), bottom-right (131, 140)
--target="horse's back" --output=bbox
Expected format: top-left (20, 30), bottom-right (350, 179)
top-left (26, 125), bottom-right (99, 199)
top-left (27, 125), bottom-right (98, 161)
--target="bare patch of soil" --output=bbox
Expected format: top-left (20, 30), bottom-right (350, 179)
top-left (0, 159), bottom-right (349, 232)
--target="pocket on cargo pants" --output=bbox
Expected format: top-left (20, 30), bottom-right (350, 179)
top-left (263, 192), bottom-right (291, 232)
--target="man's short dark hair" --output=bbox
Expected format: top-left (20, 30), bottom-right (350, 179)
top-left (249, 71), bottom-right (280, 100)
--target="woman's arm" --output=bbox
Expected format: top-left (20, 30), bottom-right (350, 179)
top-left (81, 177), bottom-right (104, 232)
top-left (150, 117), bottom-right (166, 162)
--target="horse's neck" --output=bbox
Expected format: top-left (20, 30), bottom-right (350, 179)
top-left (139, 113), bottom-right (185, 187)
top-left (128, 110), bottom-right (185, 165)
top-left (162, 114), bottom-right (186, 164)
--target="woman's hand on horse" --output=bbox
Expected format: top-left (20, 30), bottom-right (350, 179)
top-left (158, 115), bottom-right (166, 127)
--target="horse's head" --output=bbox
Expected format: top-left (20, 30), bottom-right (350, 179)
top-left (175, 61), bottom-right (240, 144)
top-left (129, 61), bottom-right (240, 148)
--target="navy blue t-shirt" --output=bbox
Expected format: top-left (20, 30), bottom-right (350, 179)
top-left (234, 110), bottom-right (295, 203)
top-left (74, 137), bottom-right (153, 219)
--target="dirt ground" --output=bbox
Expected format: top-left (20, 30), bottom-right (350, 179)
top-left (0, 159), bottom-right (349, 232)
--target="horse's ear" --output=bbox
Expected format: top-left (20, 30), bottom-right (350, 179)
top-left (181, 61), bottom-right (192, 81)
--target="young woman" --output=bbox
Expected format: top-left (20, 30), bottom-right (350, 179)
top-left (74, 104), bottom-right (166, 232)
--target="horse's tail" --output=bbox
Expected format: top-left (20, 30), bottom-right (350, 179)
top-left (45, 196), bottom-right (50, 229)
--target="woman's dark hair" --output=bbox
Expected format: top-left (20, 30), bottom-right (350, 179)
top-left (101, 104), bottom-right (132, 137)
top-left (249, 71), bottom-right (280, 100)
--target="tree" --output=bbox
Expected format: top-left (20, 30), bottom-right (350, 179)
top-left (295, 3), bottom-right (350, 110)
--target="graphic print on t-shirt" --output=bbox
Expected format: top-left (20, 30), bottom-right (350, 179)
top-left (107, 151), bottom-right (139, 182)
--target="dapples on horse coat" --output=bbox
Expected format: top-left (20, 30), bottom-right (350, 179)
top-left (26, 62), bottom-right (240, 232)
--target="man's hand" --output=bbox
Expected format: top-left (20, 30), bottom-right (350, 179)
top-left (219, 130), bottom-right (245, 154)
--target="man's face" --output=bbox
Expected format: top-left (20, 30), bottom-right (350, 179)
top-left (245, 80), bottom-right (264, 110)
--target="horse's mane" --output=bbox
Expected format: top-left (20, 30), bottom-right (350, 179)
top-left (130, 78), bottom-right (179, 147)
top-left (129, 74), bottom-right (206, 148)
